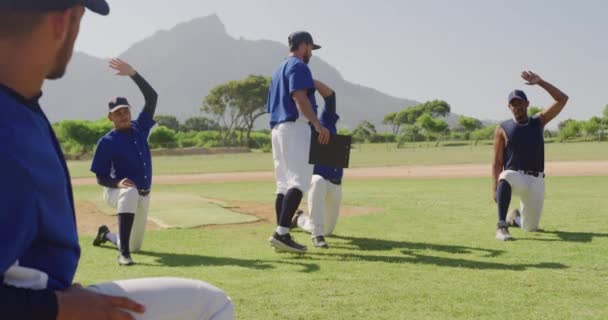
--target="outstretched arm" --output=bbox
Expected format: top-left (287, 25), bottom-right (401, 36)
top-left (109, 59), bottom-right (158, 117)
top-left (521, 71), bottom-right (568, 126)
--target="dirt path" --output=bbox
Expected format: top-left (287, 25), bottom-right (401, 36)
top-left (72, 161), bottom-right (608, 186)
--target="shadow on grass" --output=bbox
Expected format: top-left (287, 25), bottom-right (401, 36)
top-left (331, 235), bottom-right (502, 257)
top-left (530, 230), bottom-right (608, 243)
top-left (94, 245), bottom-right (319, 273)
top-left (313, 235), bottom-right (568, 271)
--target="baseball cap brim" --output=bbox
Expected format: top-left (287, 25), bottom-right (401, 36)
top-left (110, 105), bottom-right (131, 113)
top-left (83, 0), bottom-right (110, 15)
top-left (312, 44), bottom-right (322, 50)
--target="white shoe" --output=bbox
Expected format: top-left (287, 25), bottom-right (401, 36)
top-left (507, 209), bottom-right (521, 227)
top-left (118, 254), bottom-right (135, 266)
top-left (496, 221), bottom-right (513, 241)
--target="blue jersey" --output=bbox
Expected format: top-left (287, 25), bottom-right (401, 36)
top-left (266, 56), bottom-right (317, 128)
top-left (90, 111), bottom-right (156, 190)
top-left (0, 85), bottom-right (80, 295)
top-left (313, 93), bottom-right (344, 182)
top-left (500, 116), bottom-right (545, 172)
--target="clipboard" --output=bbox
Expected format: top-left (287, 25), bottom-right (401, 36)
top-left (309, 131), bottom-right (352, 168)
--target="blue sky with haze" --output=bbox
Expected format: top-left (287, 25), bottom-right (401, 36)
top-left (75, 0), bottom-right (607, 124)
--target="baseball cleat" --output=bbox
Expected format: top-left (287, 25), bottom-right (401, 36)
top-left (93, 225), bottom-right (110, 247)
top-left (290, 210), bottom-right (304, 230)
top-left (117, 254), bottom-right (135, 266)
top-left (496, 221), bottom-right (513, 241)
top-left (312, 236), bottom-right (329, 249)
top-left (269, 232), bottom-right (307, 253)
top-left (507, 209), bottom-right (521, 227)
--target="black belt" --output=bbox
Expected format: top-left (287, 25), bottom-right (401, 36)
top-left (328, 178), bottom-right (342, 185)
top-left (138, 189), bottom-right (151, 197)
top-left (518, 170), bottom-right (545, 178)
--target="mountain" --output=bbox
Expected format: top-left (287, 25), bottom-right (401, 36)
top-left (42, 14), bottom-right (419, 130)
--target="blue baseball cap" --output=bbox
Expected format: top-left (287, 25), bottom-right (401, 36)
top-left (508, 90), bottom-right (528, 103)
top-left (0, 0), bottom-right (110, 15)
top-left (289, 31), bottom-right (322, 51)
top-left (109, 97), bottom-right (131, 113)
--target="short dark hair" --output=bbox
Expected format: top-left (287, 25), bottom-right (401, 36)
top-left (0, 9), bottom-right (46, 38)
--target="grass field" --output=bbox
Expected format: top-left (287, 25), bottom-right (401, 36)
top-left (75, 176), bottom-right (608, 319)
top-left (66, 141), bottom-right (608, 178)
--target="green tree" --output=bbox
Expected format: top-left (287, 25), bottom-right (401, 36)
top-left (154, 115), bottom-right (180, 132)
top-left (384, 100), bottom-right (451, 135)
top-left (202, 75), bottom-right (270, 147)
top-left (352, 121), bottom-right (377, 143)
top-left (181, 117), bottom-right (220, 132)
top-left (55, 120), bottom-right (99, 156)
top-left (470, 125), bottom-right (497, 144)
top-left (557, 120), bottom-right (582, 142)
top-left (458, 115), bottom-right (482, 140)
top-left (382, 112), bottom-right (400, 135)
top-left (604, 105), bottom-right (608, 119)
top-left (582, 117), bottom-right (602, 140)
top-left (149, 126), bottom-right (177, 149)
top-left (416, 113), bottom-right (449, 141)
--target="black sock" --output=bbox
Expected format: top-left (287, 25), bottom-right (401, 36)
top-left (275, 194), bottom-right (285, 225)
top-left (118, 213), bottom-right (135, 256)
top-left (278, 188), bottom-right (303, 229)
top-left (496, 180), bottom-right (512, 223)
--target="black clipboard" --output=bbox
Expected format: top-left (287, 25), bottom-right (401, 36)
top-left (309, 131), bottom-right (352, 168)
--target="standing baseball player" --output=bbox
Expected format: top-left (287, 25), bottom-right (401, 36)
top-left (493, 71), bottom-right (568, 241)
top-left (294, 80), bottom-right (343, 249)
top-left (0, 1), bottom-right (233, 319)
top-left (90, 59), bottom-right (157, 266)
top-left (267, 31), bottom-right (330, 253)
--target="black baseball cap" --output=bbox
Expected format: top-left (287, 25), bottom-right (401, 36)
top-left (289, 31), bottom-right (321, 51)
top-left (0, 0), bottom-right (110, 16)
top-left (508, 90), bottom-right (528, 103)
top-left (108, 97), bottom-right (131, 113)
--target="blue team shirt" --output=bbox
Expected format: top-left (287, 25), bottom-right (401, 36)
top-left (267, 56), bottom-right (318, 128)
top-left (500, 116), bottom-right (545, 172)
top-left (313, 93), bottom-right (344, 182)
top-left (91, 112), bottom-right (156, 190)
top-left (0, 85), bottom-right (80, 291)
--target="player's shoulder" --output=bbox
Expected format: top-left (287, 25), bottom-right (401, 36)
top-left (285, 57), bottom-right (309, 73)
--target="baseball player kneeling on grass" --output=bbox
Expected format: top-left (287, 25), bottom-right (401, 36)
top-left (0, 1), bottom-right (233, 319)
top-left (294, 80), bottom-right (343, 249)
top-left (493, 71), bottom-right (568, 241)
top-left (90, 59), bottom-right (156, 266)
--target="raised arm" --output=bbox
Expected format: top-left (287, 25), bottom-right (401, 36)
top-left (521, 71), bottom-right (568, 126)
top-left (109, 59), bottom-right (158, 117)
top-left (314, 80), bottom-right (334, 98)
top-left (492, 126), bottom-right (506, 202)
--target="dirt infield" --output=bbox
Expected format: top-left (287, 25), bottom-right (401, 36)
top-left (74, 161), bottom-right (607, 234)
top-left (72, 161), bottom-right (608, 186)
top-left (76, 199), bottom-right (380, 235)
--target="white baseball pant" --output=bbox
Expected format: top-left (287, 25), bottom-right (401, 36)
top-left (103, 187), bottom-right (150, 252)
top-left (297, 175), bottom-right (342, 237)
top-left (88, 277), bottom-right (234, 320)
top-left (499, 170), bottom-right (545, 231)
top-left (272, 120), bottom-right (313, 194)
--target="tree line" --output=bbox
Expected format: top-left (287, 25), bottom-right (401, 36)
top-left (53, 75), bottom-right (608, 157)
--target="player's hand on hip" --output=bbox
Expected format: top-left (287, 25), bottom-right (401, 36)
top-left (314, 122), bottom-right (331, 145)
top-left (56, 284), bottom-right (145, 320)
top-left (521, 70), bottom-right (543, 85)
top-left (118, 178), bottom-right (136, 189)
top-left (109, 58), bottom-right (137, 77)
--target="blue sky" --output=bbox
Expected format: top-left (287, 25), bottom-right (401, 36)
top-left (76, 0), bottom-right (608, 124)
